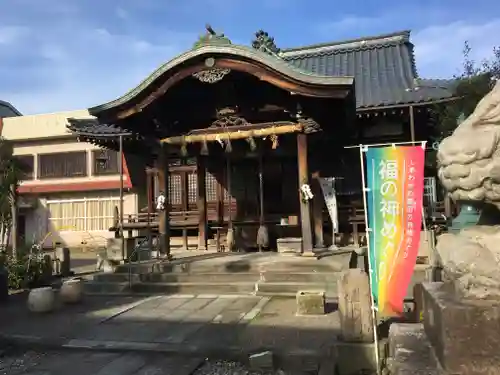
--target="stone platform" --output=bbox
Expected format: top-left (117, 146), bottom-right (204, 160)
top-left (385, 282), bottom-right (500, 375)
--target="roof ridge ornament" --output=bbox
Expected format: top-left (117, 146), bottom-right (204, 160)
top-left (251, 30), bottom-right (281, 57)
top-left (193, 24), bottom-right (232, 49)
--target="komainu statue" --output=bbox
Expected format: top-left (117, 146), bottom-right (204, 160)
top-left (437, 81), bottom-right (500, 298)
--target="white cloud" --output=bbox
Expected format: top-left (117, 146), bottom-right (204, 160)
top-left (315, 15), bottom-right (386, 37)
top-left (0, 26), bottom-right (30, 45)
top-left (413, 19), bottom-right (500, 78)
top-left (316, 10), bottom-right (500, 79)
top-left (0, 2), bottom-right (195, 115)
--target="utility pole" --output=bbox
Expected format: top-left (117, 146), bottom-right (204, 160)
top-left (10, 184), bottom-right (17, 259)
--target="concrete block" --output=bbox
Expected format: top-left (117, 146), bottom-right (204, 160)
top-left (296, 290), bottom-right (325, 315)
top-left (422, 282), bottom-right (500, 374)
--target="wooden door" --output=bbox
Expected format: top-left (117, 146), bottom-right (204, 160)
top-left (168, 168), bottom-right (197, 213)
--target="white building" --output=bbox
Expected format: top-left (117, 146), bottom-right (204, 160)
top-left (1, 110), bottom-right (146, 248)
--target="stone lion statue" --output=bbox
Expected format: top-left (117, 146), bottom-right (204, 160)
top-left (436, 81), bottom-right (500, 298)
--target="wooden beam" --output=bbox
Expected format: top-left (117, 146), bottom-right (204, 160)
top-left (312, 171), bottom-right (324, 249)
top-left (161, 123), bottom-right (303, 145)
top-left (197, 156), bottom-right (208, 250)
top-left (297, 133), bottom-right (314, 254)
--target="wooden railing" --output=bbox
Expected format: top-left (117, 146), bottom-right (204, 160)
top-left (124, 210), bottom-right (199, 228)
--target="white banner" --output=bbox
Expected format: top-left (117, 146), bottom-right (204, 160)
top-left (319, 177), bottom-right (339, 233)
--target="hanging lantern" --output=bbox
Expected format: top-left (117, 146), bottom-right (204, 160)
top-left (95, 150), bottom-right (110, 169)
top-left (200, 136), bottom-right (209, 155)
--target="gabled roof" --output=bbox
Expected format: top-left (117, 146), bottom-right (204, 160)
top-left (280, 31), bottom-right (454, 110)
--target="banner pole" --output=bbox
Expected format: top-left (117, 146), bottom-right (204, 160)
top-left (358, 144), bottom-right (382, 375)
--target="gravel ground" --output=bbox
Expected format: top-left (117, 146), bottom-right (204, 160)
top-left (0, 349), bottom-right (290, 375)
top-left (0, 349), bottom-right (48, 375)
top-left (194, 360), bottom-right (285, 375)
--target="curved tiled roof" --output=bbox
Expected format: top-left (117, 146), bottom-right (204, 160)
top-left (281, 31), bottom-right (454, 109)
top-left (89, 43), bottom-right (354, 115)
top-left (0, 100), bottom-right (22, 117)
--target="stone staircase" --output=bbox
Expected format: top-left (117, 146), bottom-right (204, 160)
top-left (82, 251), bottom-right (430, 300)
top-left (83, 251), bottom-right (349, 298)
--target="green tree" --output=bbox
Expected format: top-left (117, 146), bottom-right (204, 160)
top-left (431, 42), bottom-right (500, 139)
top-left (0, 137), bottom-right (26, 252)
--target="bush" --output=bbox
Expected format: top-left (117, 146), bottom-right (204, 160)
top-left (0, 249), bottom-right (50, 290)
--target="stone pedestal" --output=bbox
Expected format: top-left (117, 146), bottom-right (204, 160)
top-left (338, 269), bottom-right (374, 343)
top-left (422, 282), bottom-right (500, 374)
top-left (296, 290), bottom-right (325, 315)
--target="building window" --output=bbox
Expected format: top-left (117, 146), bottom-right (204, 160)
top-left (14, 155), bottom-right (34, 180)
top-left (168, 174), bottom-right (182, 205)
top-left (93, 149), bottom-right (119, 175)
top-left (38, 151), bottom-right (87, 179)
top-left (188, 172), bottom-right (197, 204)
top-left (206, 172), bottom-right (218, 202)
top-left (47, 195), bottom-right (121, 232)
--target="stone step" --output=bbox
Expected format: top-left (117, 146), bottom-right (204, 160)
top-left (114, 254), bottom-right (347, 275)
top-left (84, 280), bottom-right (257, 296)
top-left (92, 271), bottom-right (341, 284)
top-left (255, 281), bottom-right (338, 298)
top-left (93, 272), bottom-right (260, 284)
top-left (262, 272), bottom-right (341, 283)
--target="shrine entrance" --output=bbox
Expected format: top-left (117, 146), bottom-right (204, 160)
top-left (67, 26), bottom-right (355, 255)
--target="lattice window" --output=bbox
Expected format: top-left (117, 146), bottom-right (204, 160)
top-left (206, 172), bottom-right (218, 202)
top-left (47, 194), bottom-right (120, 232)
top-left (39, 151), bottom-right (87, 179)
top-left (188, 172), bottom-right (197, 203)
top-left (168, 174), bottom-right (182, 205)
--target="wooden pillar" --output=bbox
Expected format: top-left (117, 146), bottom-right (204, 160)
top-left (312, 172), bottom-right (324, 249)
top-left (157, 145), bottom-right (171, 258)
top-left (297, 133), bottom-right (314, 254)
top-left (146, 169), bottom-right (153, 252)
top-left (197, 156), bottom-right (208, 250)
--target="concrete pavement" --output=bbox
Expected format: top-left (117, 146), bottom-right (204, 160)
top-left (0, 293), bottom-right (345, 373)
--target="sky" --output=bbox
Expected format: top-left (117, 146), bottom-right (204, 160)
top-left (0, 0), bottom-right (499, 115)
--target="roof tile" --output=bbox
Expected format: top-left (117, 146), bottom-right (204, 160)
top-left (281, 31), bottom-right (454, 109)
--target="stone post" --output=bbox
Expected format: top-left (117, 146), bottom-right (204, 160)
top-left (338, 268), bottom-right (374, 342)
